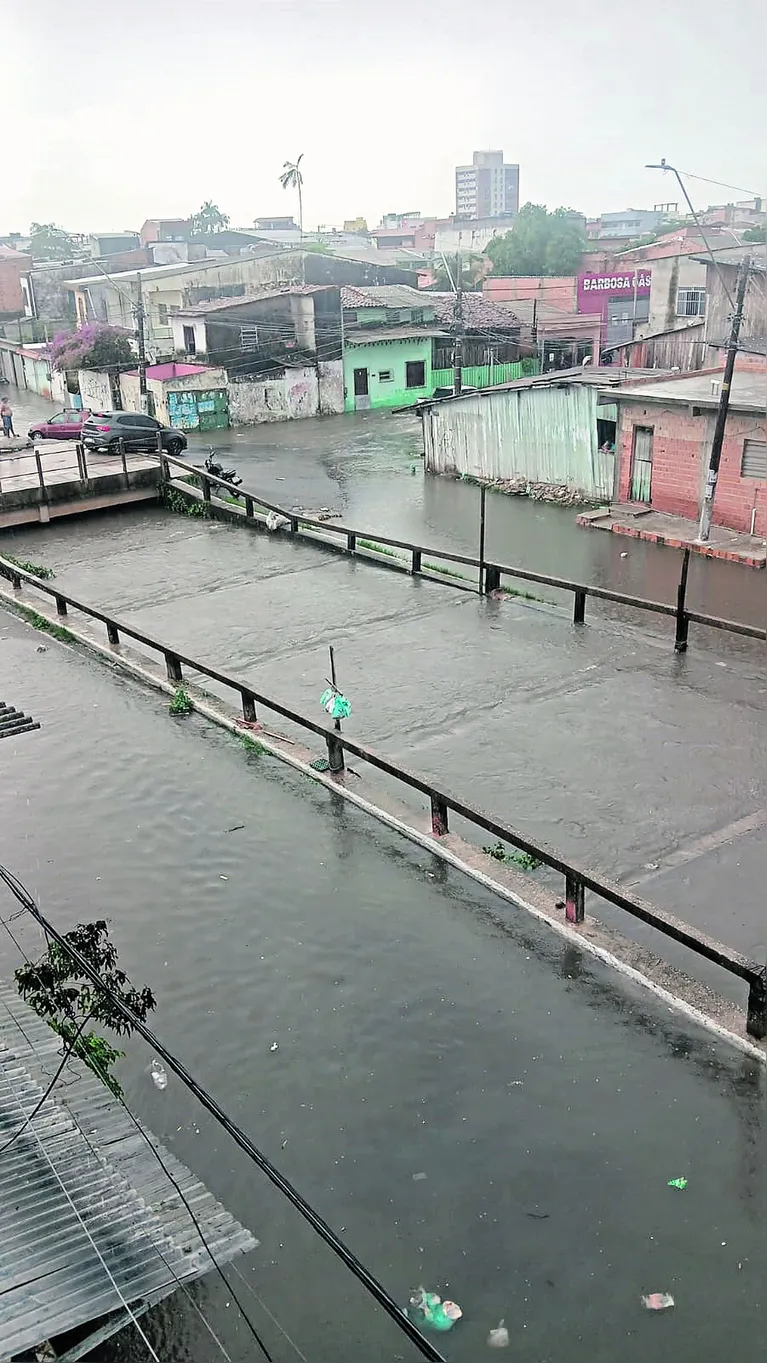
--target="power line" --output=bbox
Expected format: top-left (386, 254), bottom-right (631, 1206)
top-left (0, 866), bottom-right (445, 1363)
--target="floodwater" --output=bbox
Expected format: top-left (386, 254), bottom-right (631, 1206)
top-left (2, 615), bottom-right (766, 1363)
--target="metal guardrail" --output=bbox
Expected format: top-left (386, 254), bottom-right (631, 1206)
top-left (1, 552), bottom-right (765, 1040)
top-left (161, 454), bottom-right (767, 651)
top-left (0, 440), bottom-right (154, 498)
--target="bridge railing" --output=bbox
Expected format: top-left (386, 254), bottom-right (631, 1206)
top-left (161, 453), bottom-right (767, 652)
top-left (0, 440), bottom-right (156, 499)
top-left (1, 551), bottom-right (765, 1041)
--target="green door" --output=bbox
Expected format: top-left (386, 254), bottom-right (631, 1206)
top-left (630, 426), bottom-right (653, 502)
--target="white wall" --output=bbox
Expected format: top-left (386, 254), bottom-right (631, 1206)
top-left (77, 369), bottom-right (113, 411)
top-left (172, 315), bottom-right (208, 357)
top-left (228, 366), bottom-right (320, 424)
top-left (318, 360), bottom-right (344, 415)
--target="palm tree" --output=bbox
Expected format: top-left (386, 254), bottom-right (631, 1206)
top-left (279, 155), bottom-right (304, 237)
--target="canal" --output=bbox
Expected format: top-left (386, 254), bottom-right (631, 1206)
top-left (2, 613), bottom-right (765, 1363)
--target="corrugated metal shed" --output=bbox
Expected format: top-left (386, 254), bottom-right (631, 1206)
top-left (0, 982), bottom-right (257, 1360)
top-left (422, 382), bottom-right (614, 498)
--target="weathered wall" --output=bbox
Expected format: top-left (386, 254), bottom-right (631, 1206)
top-left (78, 369), bottom-right (113, 412)
top-left (705, 263), bottom-right (766, 353)
top-left (423, 384), bottom-right (612, 498)
top-left (228, 366), bottom-right (320, 424)
top-left (616, 400), bottom-right (766, 535)
top-left (318, 360), bottom-right (344, 414)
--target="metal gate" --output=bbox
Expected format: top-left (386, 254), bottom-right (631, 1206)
top-left (630, 425), bottom-right (654, 502)
top-left (167, 388), bottom-right (229, 431)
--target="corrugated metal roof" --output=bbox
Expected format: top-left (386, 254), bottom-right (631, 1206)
top-left (176, 284), bottom-right (333, 316)
top-left (0, 982), bottom-right (257, 1359)
top-left (603, 369), bottom-right (767, 411)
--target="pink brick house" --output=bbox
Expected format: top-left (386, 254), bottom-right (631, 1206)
top-left (610, 369), bottom-right (766, 537)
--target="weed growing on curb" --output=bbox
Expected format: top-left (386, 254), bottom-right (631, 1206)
top-left (169, 687), bottom-right (193, 715)
top-left (482, 840), bottom-right (543, 871)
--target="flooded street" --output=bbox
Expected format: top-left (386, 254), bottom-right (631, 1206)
top-left (2, 615), bottom-right (766, 1363)
top-left (2, 393), bottom-right (767, 1361)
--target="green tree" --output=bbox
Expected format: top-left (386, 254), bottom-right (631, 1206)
top-left (29, 221), bottom-right (77, 261)
top-left (742, 225), bottom-right (766, 243)
top-left (16, 920), bottom-right (156, 1096)
top-left (279, 154), bottom-right (304, 235)
top-left (189, 200), bottom-right (230, 235)
top-left (486, 204), bottom-right (586, 277)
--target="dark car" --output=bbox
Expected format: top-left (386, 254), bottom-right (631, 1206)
top-left (81, 412), bottom-right (187, 456)
top-left (28, 409), bottom-right (91, 442)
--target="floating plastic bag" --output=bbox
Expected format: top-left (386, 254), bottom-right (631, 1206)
top-left (320, 688), bottom-right (351, 721)
top-left (407, 1287), bottom-right (462, 1333)
top-left (150, 1060), bottom-right (168, 1091)
top-left (487, 1320), bottom-right (509, 1347)
top-left (642, 1293), bottom-right (674, 1311)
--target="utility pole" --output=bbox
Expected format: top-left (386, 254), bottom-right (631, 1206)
top-left (698, 255), bottom-right (750, 542)
top-left (135, 271), bottom-right (148, 414)
top-left (453, 252), bottom-right (463, 396)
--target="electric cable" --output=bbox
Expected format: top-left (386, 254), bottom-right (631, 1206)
top-left (0, 1009), bottom-right (91, 1155)
top-left (0, 866), bottom-right (445, 1363)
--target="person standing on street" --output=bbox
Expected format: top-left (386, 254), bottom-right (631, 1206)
top-left (0, 397), bottom-right (15, 438)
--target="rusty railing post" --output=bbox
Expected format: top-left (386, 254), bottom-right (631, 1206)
top-left (484, 564), bottom-right (501, 595)
top-left (478, 482), bottom-right (487, 594)
top-left (241, 690), bottom-right (257, 723)
top-left (573, 588), bottom-right (587, 625)
top-left (54, 595), bottom-right (68, 618)
top-left (244, 495), bottom-right (254, 518)
top-left (565, 872), bottom-right (585, 924)
top-left (430, 794), bottom-right (449, 837)
top-left (747, 968), bottom-right (767, 1040)
top-left (326, 731), bottom-right (345, 774)
top-left (165, 652), bottom-right (183, 684)
top-left (119, 437), bottom-right (129, 486)
top-left (412, 548), bottom-right (422, 575)
top-left (347, 532), bottom-right (356, 555)
top-left (675, 548), bottom-right (691, 653)
top-left (106, 621), bottom-right (120, 646)
top-left (75, 441), bottom-right (85, 481)
top-left (290, 514), bottom-right (299, 534)
top-left (34, 448), bottom-right (46, 496)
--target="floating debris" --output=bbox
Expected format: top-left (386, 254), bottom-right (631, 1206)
top-left (270, 1042), bottom-right (279, 1052)
top-left (150, 1060), bottom-right (168, 1091)
top-left (642, 1293), bottom-right (674, 1311)
top-left (667, 1177), bottom-right (688, 1190)
top-left (412, 1172), bottom-right (428, 1181)
top-left (408, 1287), bottom-right (462, 1332)
top-left (487, 1320), bottom-right (509, 1348)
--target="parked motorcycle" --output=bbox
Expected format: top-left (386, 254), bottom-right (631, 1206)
top-left (204, 447), bottom-right (243, 496)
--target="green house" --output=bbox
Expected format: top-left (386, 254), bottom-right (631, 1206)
top-left (341, 284), bottom-right (533, 411)
top-left (342, 286), bottom-right (445, 411)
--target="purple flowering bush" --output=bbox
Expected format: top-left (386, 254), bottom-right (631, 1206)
top-left (48, 323), bottom-right (135, 372)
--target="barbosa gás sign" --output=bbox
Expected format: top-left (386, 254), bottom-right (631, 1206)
top-left (577, 271), bottom-right (652, 311)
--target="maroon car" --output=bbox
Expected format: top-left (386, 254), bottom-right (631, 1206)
top-left (28, 409), bottom-right (90, 442)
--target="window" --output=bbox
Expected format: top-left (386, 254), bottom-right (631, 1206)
top-left (240, 324), bottom-right (259, 352)
top-left (378, 370), bottom-right (393, 382)
top-left (741, 439), bottom-right (767, 479)
top-left (406, 360), bottom-right (426, 389)
top-left (182, 325), bottom-right (197, 355)
top-left (411, 309), bottom-right (424, 324)
top-left (157, 303), bottom-right (169, 325)
top-left (676, 288), bottom-right (706, 318)
top-left (386, 309), bottom-right (403, 324)
top-left (120, 414), bottom-right (159, 428)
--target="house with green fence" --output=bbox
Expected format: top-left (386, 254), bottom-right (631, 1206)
top-left (341, 285), bottom-right (537, 411)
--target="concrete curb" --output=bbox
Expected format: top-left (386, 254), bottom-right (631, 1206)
top-left (3, 587), bottom-right (764, 1067)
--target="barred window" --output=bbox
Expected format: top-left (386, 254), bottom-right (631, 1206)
top-left (676, 288), bottom-right (706, 317)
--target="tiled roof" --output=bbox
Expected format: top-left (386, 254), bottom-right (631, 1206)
top-left (341, 284), bottom-right (427, 309)
top-left (0, 981), bottom-right (256, 1360)
top-left (345, 325), bottom-right (449, 343)
top-left (428, 292), bottom-right (521, 330)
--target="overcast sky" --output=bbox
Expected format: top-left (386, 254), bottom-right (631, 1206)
top-left (5, 0), bottom-right (767, 235)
